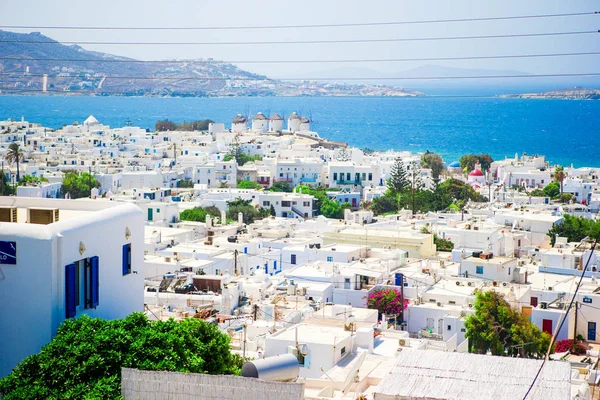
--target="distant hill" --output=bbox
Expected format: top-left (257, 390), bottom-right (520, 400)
top-left (499, 87), bottom-right (600, 100)
top-left (0, 30), bottom-right (421, 97)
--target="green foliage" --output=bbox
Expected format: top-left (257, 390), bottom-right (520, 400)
top-left (226, 197), bottom-right (268, 224)
top-left (177, 179), bottom-right (194, 188)
top-left (4, 143), bottom-right (24, 181)
top-left (270, 181), bottom-right (293, 192)
top-left (547, 214), bottom-right (600, 246)
top-left (237, 180), bottom-right (262, 190)
top-left (269, 204), bottom-right (276, 216)
top-left (420, 151), bottom-right (444, 183)
top-left (0, 171), bottom-right (15, 195)
top-left (295, 185), bottom-right (345, 218)
top-left (387, 157), bottom-right (409, 194)
top-left (60, 171), bottom-right (101, 199)
top-left (465, 291), bottom-right (551, 358)
top-left (0, 313), bottom-right (242, 400)
top-left (180, 206), bottom-right (221, 222)
top-left (437, 178), bottom-right (487, 203)
top-left (542, 182), bottom-right (560, 199)
top-left (459, 153), bottom-right (494, 172)
top-left (553, 165), bottom-right (566, 194)
top-left (558, 193), bottom-right (573, 203)
top-left (18, 174), bottom-right (48, 186)
top-left (529, 189), bottom-right (546, 197)
top-left (361, 148), bottom-right (375, 155)
top-left (370, 191), bottom-right (398, 215)
top-left (155, 119), bottom-right (213, 132)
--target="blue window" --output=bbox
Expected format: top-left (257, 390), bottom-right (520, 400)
top-left (274, 261), bottom-right (277, 270)
top-left (65, 263), bottom-right (77, 318)
top-left (122, 244), bottom-right (132, 275)
top-left (88, 256), bottom-right (99, 308)
top-left (476, 266), bottom-right (483, 274)
top-left (291, 254), bottom-right (297, 265)
top-left (327, 256), bottom-right (333, 262)
top-left (244, 247), bottom-right (248, 254)
top-left (265, 263), bottom-right (269, 274)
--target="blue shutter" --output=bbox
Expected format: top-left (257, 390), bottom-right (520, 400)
top-left (65, 263), bottom-right (76, 318)
top-left (122, 244), bottom-right (130, 275)
top-left (90, 256), bottom-right (99, 308)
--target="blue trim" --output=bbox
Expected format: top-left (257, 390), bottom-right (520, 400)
top-left (65, 263), bottom-right (76, 318)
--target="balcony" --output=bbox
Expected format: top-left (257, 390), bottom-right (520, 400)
top-left (301, 177), bottom-right (317, 183)
top-left (336, 179), bottom-right (361, 185)
top-left (274, 178), bottom-right (293, 183)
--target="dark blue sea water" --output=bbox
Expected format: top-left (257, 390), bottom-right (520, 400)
top-left (0, 95), bottom-right (598, 167)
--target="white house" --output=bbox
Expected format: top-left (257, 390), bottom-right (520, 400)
top-left (0, 198), bottom-right (145, 378)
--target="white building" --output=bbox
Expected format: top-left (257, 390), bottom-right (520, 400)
top-left (0, 198), bottom-right (145, 378)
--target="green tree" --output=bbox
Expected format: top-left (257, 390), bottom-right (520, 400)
top-left (459, 153), bottom-right (494, 173)
top-left (465, 291), bottom-right (551, 358)
top-left (370, 191), bottom-right (398, 215)
top-left (18, 174), bottom-right (48, 186)
top-left (387, 157), bottom-right (409, 194)
top-left (5, 143), bottom-right (24, 182)
top-left (547, 214), bottom-right (600, 246)
top-left (237, 180), bottom-right (262, 190)
top-left (553, 165), bottom-right (566, 194)
top-left (155, 119), bottom-right (177, 132)
top-left (177, 179), bottom-right (194, 188)
top-left (420, 151), bottom-right (444, 185)
top-left (180, 206), bottom-right (221, 222)
top-left (0, 169), bottom-right (14, 196)
top-left (61, 171), bottom-right (101, 199)
top-left (226, 198), bottom-right (268, 224)
top-left (269, 204), bottom-right (276, 216)
top-left (0, 313), bottom-right (243, 399)
top-left (542, 182), bottom-right (560, 199)
top-left (270, 181), bottom-right (293, 192)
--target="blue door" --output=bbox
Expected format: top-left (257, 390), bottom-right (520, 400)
top-left (147, 208), bottom-right (153, 221)
top-left (588, 322), bottom-right (596, 341)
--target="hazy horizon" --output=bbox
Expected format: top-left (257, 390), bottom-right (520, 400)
top-left (1, 0), bottom-right (599, 92)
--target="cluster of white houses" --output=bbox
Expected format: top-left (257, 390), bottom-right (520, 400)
top-left (1, 115), bottom-right (600, 399)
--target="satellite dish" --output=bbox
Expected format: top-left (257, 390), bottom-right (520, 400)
top-left (298, 344), bottom-right (310, 357)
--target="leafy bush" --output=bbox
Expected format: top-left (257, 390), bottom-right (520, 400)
top-left (237, 180), bottom-right (262, 190)
top-left (61, 170), bottom-right (101, 199)
top-left (0, 313), bottom-right (242, 399)
top-left (555, 339), bottom-right (588, 355)
top-left (180, 206), bottom-right (221, 222)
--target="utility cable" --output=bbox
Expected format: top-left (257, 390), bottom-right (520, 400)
top-left (0, 30), bottom-right (597, 46)
top-left (2, 72), bottom-right (600, 83)
top-left (1, 11), bottom-right (596, 30)
top-left (522, 236), bottom-right (598, 399)
top-left (2, 51), bottom-right (599, 64)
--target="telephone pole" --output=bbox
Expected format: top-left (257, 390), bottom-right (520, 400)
top-left (234, 249), bottom-right (238, 275)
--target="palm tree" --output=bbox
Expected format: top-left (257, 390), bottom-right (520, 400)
top-left (554, 165), bottom-right (566, 194)
top-left (5, 143), bottom-right (24, 182)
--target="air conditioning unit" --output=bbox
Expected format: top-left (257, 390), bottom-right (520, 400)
top-left (467, 282), bottom-right (473, 287)
top-left (548, 286), bottom-right (554, 291)
top-left (0, 206), bottom-right (17, 223)
top-left (540, 302), bottom-right (548, 309)
top-left (27, 207), bottom-right (59, 225)
top-left (502, 282), bottom-right (508, 287)
top-left (398, 339), bottom-right (407, 346)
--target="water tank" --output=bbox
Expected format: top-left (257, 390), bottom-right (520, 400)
top-left (242, 354), bottom-right (299, 381)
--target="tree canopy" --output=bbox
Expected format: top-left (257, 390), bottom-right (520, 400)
top-left (387, 157), bottom-right (409, 194)
top-left (226, 198), bottom-right (269, 224)
top-left (547, 214), bottom-right (600, 246)
top-left (18, 174), bottom-right (48, 186)
top-left (420, 151), bottom-right (444, 184)
top-left (180, 206), bottom-right (221, 222)
top-left (269, 181), bottom-right (293, 193)
top-left (155, 119), bottom-right (213, 132)
top-left (459, 153), bottom-right (494, 172)
top-left (61, 171), bottom-right (101, 199)
top-left (4, 143), bottom-right (24, 181)
top-left (0, 313), bottom-right (243, 400)
top-left (465, 291), bottom-right (551, 358)
top-left (295, 185), bottom-right (347, 219)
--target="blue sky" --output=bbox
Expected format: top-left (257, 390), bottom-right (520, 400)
top-left (1, 0), bottom-right (598, 79)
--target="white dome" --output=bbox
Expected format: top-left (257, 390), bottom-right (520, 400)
top-left (84, 115), bottom-right (99, 125)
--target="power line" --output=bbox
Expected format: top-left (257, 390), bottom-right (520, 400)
top-left (1, 11), bottom-right (597, 30)
top-left (522, 236), bottom-right (598, 400)
top-left (2, 72), bottom-right (600, 83)
top-left (2, 51), bottom-right (599, 65)
top-left (0, 30), bottom-right (597, 46)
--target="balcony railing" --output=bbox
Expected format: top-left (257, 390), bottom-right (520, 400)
top-left (301, 177), bottom-right (317, 183)
top-left (336, 179), bottom-right (361, 185)
top-left (274, 178), bottom-right (293, 183)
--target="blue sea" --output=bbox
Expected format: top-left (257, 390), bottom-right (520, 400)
top-left (0, 95), bottom-right (598, 167)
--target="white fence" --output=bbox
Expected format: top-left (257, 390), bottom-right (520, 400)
top-left (121, 368), bottom-right (305, 400)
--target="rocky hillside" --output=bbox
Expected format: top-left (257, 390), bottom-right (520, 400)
top-left (0, 30), bottom-right (422, 97)
top-left (500, 87), bottom-right (600, 100)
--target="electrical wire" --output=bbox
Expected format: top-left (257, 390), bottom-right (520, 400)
top-left (1, 72), bottom-right (600, 87)
top-left (1, 12), bottom-right (597, 30)
top-left (2, 51), bottom-right (599, 65)
top-left (522, 236), bottom-right (598, 400)
top-left (1, 30), bottom-right (597, 46)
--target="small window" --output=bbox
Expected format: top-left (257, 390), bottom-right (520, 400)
top-left (122, 244), bottom-right (132, 276)
top-left (447, 325), bottom-right (452, 331)
top-left (460, 328), bottom-right (466, 332)
top-left (327, 256), bottom-right (333, 262)
top-left (340, 346), bottom-right (346, 355)
top-left (291, 254), bottom-right (297, 265)
top-left (476, 266), bottom-right (483, 274)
